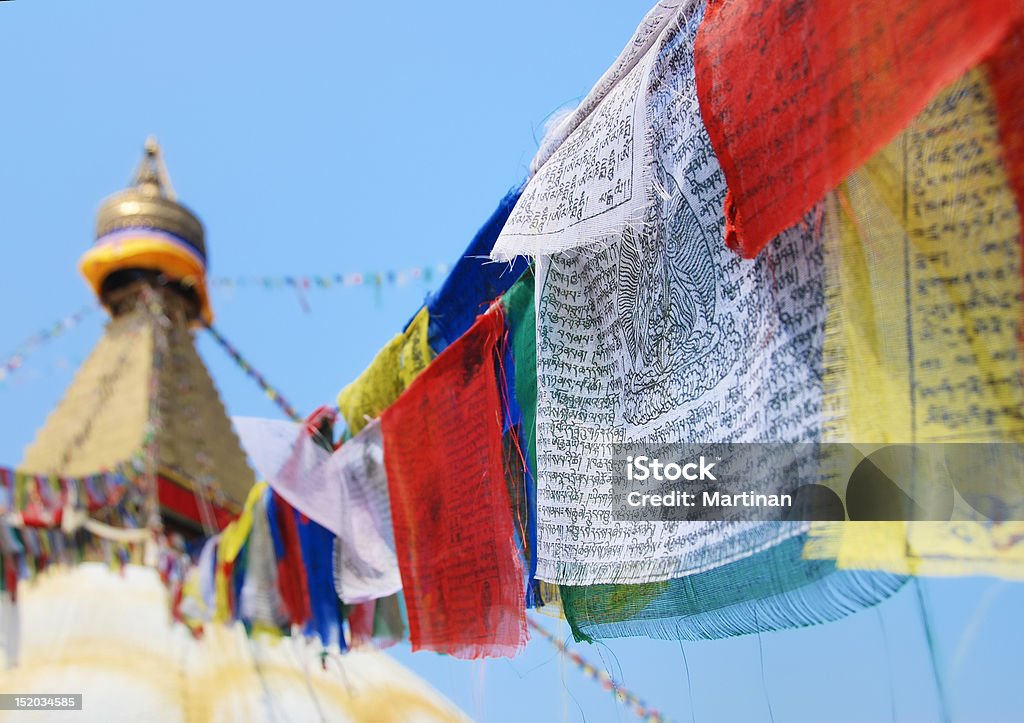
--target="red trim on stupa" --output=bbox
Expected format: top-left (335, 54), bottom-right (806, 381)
top-left (157, 475), bottom-right (235, 530)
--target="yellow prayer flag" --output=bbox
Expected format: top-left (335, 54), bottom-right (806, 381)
top-left (336, 307), bottom-right (433, 434)
top-left (805, 68), bottom-right (1024, 578)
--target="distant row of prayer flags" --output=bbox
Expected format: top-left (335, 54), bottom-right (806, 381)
top-left (0, 263), bottom-right (453, 391)
top-left (0, 304), bottom-right (97, 385)
top-left (208, 264), bottom-right (451, 292)
top-left (227, 187), bottom-right (535, 658)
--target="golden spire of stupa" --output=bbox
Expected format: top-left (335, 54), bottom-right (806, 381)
top-left (83, 137), bottom-right (213, 325)
top-left (20, 139), bottom-right (253, 535)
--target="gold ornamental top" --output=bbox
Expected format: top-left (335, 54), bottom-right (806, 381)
top-left (81, 137), bottom-right (214, 324)
top-left (95, 137), bottom-right (206, 259)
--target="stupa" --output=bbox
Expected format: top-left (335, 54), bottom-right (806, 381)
top-left (19, 139), bottom-right (254, 534)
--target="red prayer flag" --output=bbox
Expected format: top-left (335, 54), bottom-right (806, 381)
top-left (695, 0), bottom-right (1023, 258)
top-left (382, 304), bottom-right (527, 659)
top-left (4, 554), bottom-right (17, 602)
top-left (273, 493), bottom-right (312, 627)
top-left (987, 23), bottom-right (1024, 231)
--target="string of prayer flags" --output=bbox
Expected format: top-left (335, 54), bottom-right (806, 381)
top-left (527, 618), bottom-right (666, 722)
top-left (25, 0), bottom-right (1024, 665)
top-left (0, 303), bottom-right (97, 386)
top-left (382, 304), bottom-right (527, 658)
top-left (204, 324), bottom-right (303, 423)
top-left (232, 415), bottom-right (402, 605)
top-left (208, 263), bottom-right (451, 292)
top-left (425, 186), bottom-right (529, 352)
top-left (333, 190), bottom-right (531, 436)
top-left (28, 510), bottom-right (153, 582)
top-left (481, 0), bottom-right (910, 640)
top-left (693, 0), bottom-right (1024, 257)
top-left (336, 307), bottom-right (433, 435)
top-left (175, 479), bottom-right (400, 648)
top-left (0, 463), bottom-right (147, 530)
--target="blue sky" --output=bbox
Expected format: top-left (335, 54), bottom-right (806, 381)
top-left (1, 1), bottom-right (1022, 720)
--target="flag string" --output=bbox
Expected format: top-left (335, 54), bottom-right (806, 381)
top-left (1, 263), bottom-right (451, 388)
top-left (0, 303), bottom-right (98, 386)
top-left (202, 324), bottom-right (304, 423)
top-left (208, 263), bottom-right (450, 291)
top-left (527, 617), bottom-right (666, 722)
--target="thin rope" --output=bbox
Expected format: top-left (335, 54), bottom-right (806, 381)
top-left (202, 324), bottom-right (345, 458)
top-left (951, 580), bottom-right (1006, 680)
top-left (288, 638), bottom-right (328, 723)
top-left (677, 640), bottom-right (696, 723)
top-left (0, 302), bottom-right (98, 387)
top-left (528, 617), bottom-right (667, 722)
top-left (202, 324), bottom-right (303, 423)
top-left (247, 637), bottom-right (281, 723)
top-left (755, 625), bottom-right (775, 723)
top-left (207, 263), bottom-right (450, 293)
top-left (914, 578), bottom-right (952, 723)
top-left (875, 607), bottom-right (898, 723)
